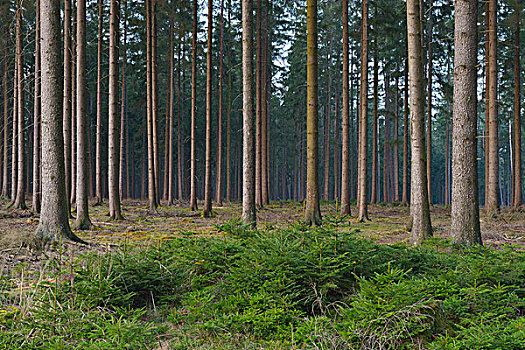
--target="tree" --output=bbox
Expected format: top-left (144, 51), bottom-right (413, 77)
top-left (407, 0), bottom-right (431, 243)
top-left (33, 0), bottom-right (42, 213)
top-left (108, 0), bottom-right (123, 220)
top-left (512, 1), bottom-right (521, 208)
top-left (190, 0), bottom-right (198, 211)
top-left (357, 0), bottom-right (369, 222)
top-left (73, 0), bottom-right (93, 230)
top-left (146, 0), bottom-right (158, 211)
top-left (13, 0), bottom-right (26, 210)
top-left (450, 0), bottom-right (481, 246)
top-left (1, 24), bottom-right (7, 198)
top-left (36, 0), bottom-right (82, 243)
top-left (426, 3), bottom-right (433, 205)
top-left (340, 0), bottom-right (350, 216)
top-left (402, 55), bottom-right (409, 204)
top-left (203, 0), bottom-right (213, 217)
top-left (215, 0), bottom-right (225, 206)
top-left (486, 0), bottom-right (498, 214)
top-left (95, 0), bottom-right (103, 204)
top-left (167, 0), bottom-right (175, 205)
top-left (304, 0), bottom-right (321, 226)
top-left (242, 0), bottom-right (256, 226)
top-left (371, 39), bottom-right (378, 204)
top-left (119, 0), bottom-right (128, 200)
top-left (63, 0), bottom-right (72, 212)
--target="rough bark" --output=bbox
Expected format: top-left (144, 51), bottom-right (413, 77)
top-left (73, 0), bottom-right (93, 230)
top-left (146, 0), bottom-right (157, 211)
top-left (512, 2), bottom-right (521, 208)
top-left (152, 0), bottom-right (159, 200)
top-left (426, 5), bottom-right (433, 205)
top-left (36, 0), bottom-right (83, 243)
top-left (407, 0), bottom-right (432, 243)
top-left (304, 0), bottom-right (321, 226)
top-left (203, 0), bottom-right (213, 217)
top-left (33, 0), bottom-right (42, 213)
top-left (371, 42), bottom-right (378, 204)
top-left (340, 0), bottom-right (350, 215)
top-left (215, 0), bottom-right (225, 206)
top-left (190, 0), bottom-right (198, 211)
top-left (167, 1), bottom-right (175, 204)
top-left (108, 0), bottom-right (122, 220)
top-left (402, 56), bottom-right (409, 204)
top-left (451, 0), bottom-right (481, 246)
top-left (241, 0), bottom-right (256, 226)
top-left (486, 0), bottom-right (499, 214)
top-left (95, 0), bottom-right (103, 204)
top-left (119, 0), bottom-right (127, 200)
top-left (357, 0), bottom-right (369, 221)
top-left (1, 35), bottom-right (7, 197)
top-left (255, 0), bottom-right (262, 208)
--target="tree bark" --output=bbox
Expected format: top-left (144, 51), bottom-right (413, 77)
top-left (357, 0), bottom-right (369, 221)
top-left (407, 0), bottom-right (432, 243)
top-left (33, 0), bottom-right (42, 213)
top-left (1, 34), bottom-right (7, 198)
top-left (167, 1), bottom-right (175, 204)
top-left (73, 0), bottom-right (93, 230)
top-left (241, 0), bottom-right (256, 226)
top-left (304, 0), bottom-right (321, 226)
top-left (451, 0), bottom-right (481, 246)
top-left (108, 0), bottom-right (122, 220)
top-left (146, 0), bottom-right (157, 211)
top-left (340, 0), bottom-right (350, 215)
top-left (95, 0), bottom-right (103, 204)
top-left (371, 42), bottom-right (378, 204)
top-left (512, 2), bottom-right (521, 208)
top-left (486, 0), bottom-right (499, 214)
top-left (13, 0), bottom-right (26, 209)
top-left (190, 0), bottom-right (198, 211)
top-left (119, 0), bottom-right (127, 200)
top-left (203, 0), bottom-right (213, 217)
top-left (215, 0), bottom-right (225, 206)
top-left (36, 0), bottom-right (82, 243)
top-left (255, 0), bottom-right (262, 208)
top-left (402, 55), bottom-right (409, 204)
top-left (152, 0), bottom-right (159, 200)
top-left (426, 5), bottom-right (433, 205)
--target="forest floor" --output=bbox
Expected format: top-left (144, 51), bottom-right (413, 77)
top-left (1, 197), bottom-right (525, 273)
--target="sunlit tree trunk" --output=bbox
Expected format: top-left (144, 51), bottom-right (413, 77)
top-left (407, 0), bottom-right (431, 243)
top-left (261, 0), bottom-right (269, 205)
top-left (371, 42), bottom-right (378, 204)
top-left (426, 5), bottom-right (433, 205)
top-left (176, 27), bottom-right (183, 201)
top-left (215, 0), bottom-right (225, 206)
top-left (36, 0), bottom-right (82, 243)
top-left (33, 0), bottom-right (42, 213)
top-left (357, 0), bottom-right (369, 221)
top-left (146, 0), bottom-right (157, 211)
top-left (451, 0), bottom-right (481, 245)
top-left (10, 53), bottom-right (17, 202)
top-left (152, 0), bottom-right (159, 200)
top-left (402, 55), bottom-right (409, 204)
top-left (119, 0), bottom-right (128, 200)
top-left (340, 0), bottom-right (350, 215)
top-left (255, 0), bottom-right (262, 208)
top-left (73, 0), bottom-right (93, 229)
top-left (95, 0), bottom-right (103, 204)
top-left (242, 0), bottom-right (256, 226)
top-left (203, 0), bottom-right (213, 217)
top-left (190, 0), bottom-right (198, 211)
top-left (167, 1), bottom-right (175, 204)
top-left (512, 2), bottom-right (521, 208)
top-left (304, 0), bottom-right (321, 225)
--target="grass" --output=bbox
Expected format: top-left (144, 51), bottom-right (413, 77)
top-left (2, 214), bottom-right (525, 349)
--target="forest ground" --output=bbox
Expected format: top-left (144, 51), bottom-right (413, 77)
top-left (1, 197), bottom-right (525, 271)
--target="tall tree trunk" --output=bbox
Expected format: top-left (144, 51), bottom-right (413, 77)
top-left (70, 35), bottom-right (76, 205)
top-left (13, 0), bottom-right (26, 209)
top-left (177, 29), bottom-right (183, 201)
top-left (451, 0), bottom-right (481, 245)
top-left (241, 0), bottom-right (256, 226)
top-left (73, 0), bottom-right (92, 229)
top-left (146, 0), bottom-right (157, 211)
top-left (190, 0), bottom-right (198, 211)
top-left (119, 0), bottom-right (127, 200)
top-left (152, 0), bottom-right (159, 200)
top-left (261, 0), bottom-right (269, 205)
top-left (323, 46), bottom-right (332, 201)
top-left (304, 0), bottom-right (321, 225)
top-left (402, 55), bottom-right (409, 204)
top-left (108, 0), bottom-right (122, 220)
top-left (426, 5), bottom-right (433, 205)
top-left (226, 40), bottom-right (232, 202)
top-left (1, 36), bottom-right (7, 197)
top-left (215, 0), bottom-right (225, 206)
top-left (33, 0), bottom-right (42, 213)
top-left (10, 53), bottom-right (17, 202)
top-left (167, 1), bottom-right (175, 204)
top-left (486, 0), bottom-right (499, 214)
top-left (340, 0), bottom-right (350, 215)
top-left (445, 45), bottom-right (452, 206)
top-left (255, 0), bottom-right (262, 208)
top-left (394, 74), bottom-right (400, 202)
top-left (407, 0), bottom-right (432, 243)
top-left (371, 42), bottom-right (378, 204)
top-left (203, 0), bottom-right (213, 217)
top-left (512, 2), bottom-right (521, 208)
top-left (333, 64), bottom-right (340, 201)
top-left (95, 0), bottom-right (103, 204)
top-left (357, 0), bottom-right (369, 221)
top-left (36, 0), bottom-right (82, 243)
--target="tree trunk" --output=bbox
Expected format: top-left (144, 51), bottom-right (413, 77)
top-left (13, 0), bottom-right (26, 209)
top-left (512, 2), bottom-right (521, 208)
top-left (426, 5), bottom-right (433, 205)
top-left (407, 0), bottom-right (432, 243)
top-left (340, 0), bottom-right (350, 215)
top-left (1, 37), bottom-right (7, 197)
top-left (95, 0), bottom-right (103, 204)
top-left (304, 0), bottom-right (321, 225)
top-left (241, 0), bottom-right (256, 226)
top-left (36, 0), bottom-right (83, 243)
top-left (190, 0), bottom-right (198, 211)
top-left (451, 0), bottom-right (481, 245)
top-left (167, 1), bottom-right (175, 204)
top-left (261, 0), bottom-right (269, 205)
top-left (203, 0), bottom-right (213, 217)
top-left (333, 64), bottom-right (340, 201)
top-left (394, 74), bottom-right (400, 202)
top-left (371, 42), bottom-right (378, 204)
top-left (119, 0), bottom-right (127, 200)
top-left (33, 0), bottom-right (42, 213)
top-left (215, 0), bottom-right (225, 206)
top-left (10, 52), bottom-right (17, 202)
top-left (152, 0), bottom-right (159, 200)
top-left (70, 36), bottom-right (76, 205)
top-left (402, 55), bottom-right (409, 204)
top-left (486, 0), bottom-right (499, 214)
top-left (108, 0), bottom-right (122, 220)
top-left (73, 0), bottom-right (92, 229)
top-left (177, 29), bottom-right (183, 201)
top-left (226, 40), bottom-right (232, 202)
top-left (146, 0), bottom-right (157, 211)
top-left (357, 0), bottom-right (369, 221)
top-left (255, 0), bottom-right (262, 208)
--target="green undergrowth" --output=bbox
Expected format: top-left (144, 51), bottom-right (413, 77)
top-left (2, 217), bottom-right (525, 349)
